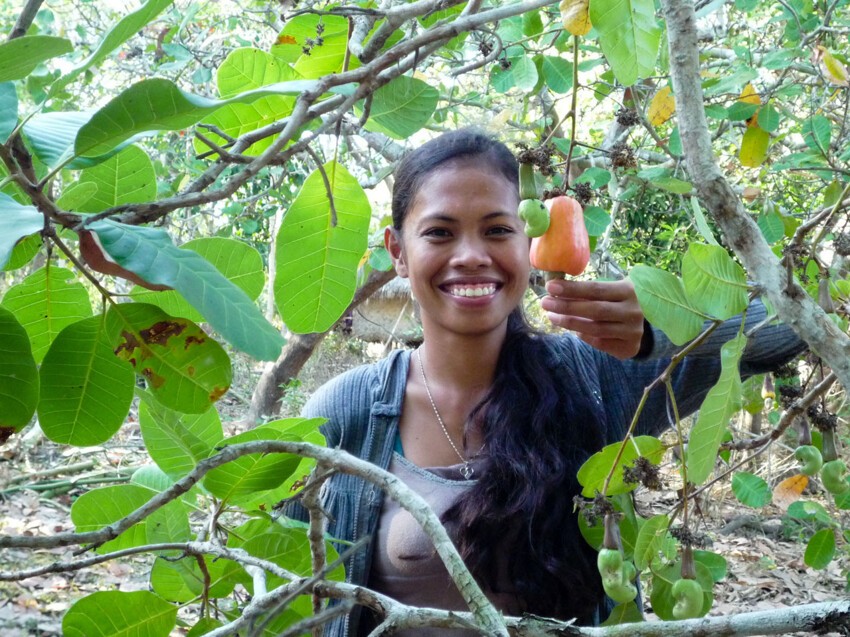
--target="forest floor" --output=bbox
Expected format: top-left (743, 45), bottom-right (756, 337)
top-left (0, 335), bottom-right (847, 636)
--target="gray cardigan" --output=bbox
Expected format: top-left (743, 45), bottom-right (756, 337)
top-left (294, 303), bottom-right (805, 636)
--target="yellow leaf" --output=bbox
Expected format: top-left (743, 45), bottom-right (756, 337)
top-left (739, 126), bottom-right (770, 167)
top-left (773, 474), bottom-right (808, 511)
top-left (648, 85), bottom-right (676, 126)
top-left (818, 46), bottom-right (850, 87)
top-left (738, 83), bottom-right (761, 106)
top-left (559, 0), bottom-right (592, 36)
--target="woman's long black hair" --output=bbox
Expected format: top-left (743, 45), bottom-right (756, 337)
top-left (392, 130), bottom-right (607, 623)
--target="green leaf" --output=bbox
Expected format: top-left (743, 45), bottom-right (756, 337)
top-left (601, 601), bottom-right (644, 626)
top-left (275, 162), bottom-right (371, 333)
top-left (577, 435), bottom-right (665, 497)
top-left (203, 425), bottom-right (304, 503)
top-left (633, 514), bottom-right (669, 570)
top-left (75, 77), bottom-right (341, 157)
top-left (56, 182), bottom-right (99, 211)
top-left (731, 471), bottom-right (772, 507)
top-left (726, 101), bottom-right (759, 121)
top-left (130, 237), bottom-right (265, 324)
top-left (693, 549), bottom-right (728, 582)
top-left (186, 618), bottom-right (224, 637)
top-left (1, 266), bottom-right (92, 363)
top-left (106, 303), bottom-right (232, 414)
top-left (0, 36), bottom-right (72, 83)
top-left (575, 167), bottom-right (612, 188)
top-left (757, 104), bottom-right (781, 133)
top-left (151, 556), bottom-right (234, 603)
top-left (3, 234), bottom-right (42, 272)
top-left (629, 265), bottom-right (708, 346)
top-left (53, 0), bottom-right (174, 93)
top-left (0, 306), bottom-right (39, 431)
top-left (139, 397), bottom-right (223, 480)
top-left (802, 115), bottom-right (832, 153)
top-left (583, 206), bottom-right (611, 237)
top-left (0, 82), bottom-right (17, 141)
top-left (590, 0), bottom-right (661, 86)
top-left (196, 48), bottom-right (301, 156)
top-left (681, 243), bottom-right (749, 320)
top-left (541, 55), bottom-right (573, 94)
top-left (363, 75), bottom-right (439, 140)
top-left (90, 220), bottom-right (284, 361)
top-left (38, 316), bottom-right (135, 446)
top-left (71, 484), bottom-right (154, 553)
top-left (739, 126), bottom-right (770, 167)
top-left (804, 528), bottom-right (836, 570)
top-left (0, 193), bottom-right (43, 270)
top-left (510, 55), bottom-right (539, 92)
top-left (73, 145), bottom-right (157, 212)
top-left (62, 590), bottom-right (176, 637)
top-left (648, 176), bottom-right (693, 194)
top-left (23, 110), bottom-right (138, 170)
top-left (757, 205), bottom-right (785, 244)
top-left (686, 334), bottom-right (746, 485)
top-left (291, 16), bottom-right (355, 78)
top-left (690, 198), bottom-right (719, 245)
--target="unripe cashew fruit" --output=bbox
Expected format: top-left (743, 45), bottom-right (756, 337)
top-left (518, 199), bottom-right (550, 237)
top-left (795, 445), bottom-right (824, 476)
top-left (821, 460), bottom-right (850, 495)
top-left (597, 548), bottom-right (638, 604)
top-left (671, 578), bottom-right (703, 620)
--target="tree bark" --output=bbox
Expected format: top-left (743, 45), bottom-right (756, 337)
top-left (660, 0), bottom-right (850, 392)
top-left (248, 267), bottom-right (397, 425)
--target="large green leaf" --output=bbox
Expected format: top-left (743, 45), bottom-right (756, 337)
top-left (0, 82), bottom-right (17, 141)
top-left (38, 316), bottom-right (135, 446)
top-left (151, 555), bottom-right (234, 603)
top-left (203, 425), bottom-right (304, 503)
top-left (0, 306), bottom-right (39, 431)
top-left (633, 514), bottom-right (670, 570)
top-left (577, 435), bottom-right (665, 497)
top-left (75, 77), bottom-right (336, 157)
top-left (540, 55), bottom-right (573, 94)
top-left (590, 0), bottom-right (661, 86)
top-left (63, 590), bottom-right (177, 637)
top-left (275, 162), bottom-right (371, 333)
top-left (53, 0), bottom-right (174, 93)
top-left (363, 75), bottom-right (439, 140)
top-left (195, 48), bottom-right (301, 156)
top-left (72, 145), bottom-right (158, 213)
top-left (686, 334), bottom-right (746, 485)
top-left (0, 36), bottom-right (73, 83)
top-left (23, 110), bottom-right (138, 170)
top-left (0, 266), bottom-right (92, 363)
top-left (0, 193), bottom-right (43, 270)
top-left (629, 265), bottom-right (708, 346)
top-left (129, 237), bottom-right (265, 323)
top-left (106, 303), bottom-right (232, 414)
top-left (139, 397), bottom-right (223, 480)
top-left (681, 243), bottom-right (749, 320)
top-left (90, 220), bottom-right (284, 361)
top-left (731, 471), bottom-right (771, 507)
top-left (804, 528), bottom-right (836, 570)
top-left (274, 15), bottom-right (356, 78)
top-left (70, 484), bottom-right (153, 553)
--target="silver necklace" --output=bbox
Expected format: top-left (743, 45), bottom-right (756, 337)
top-left (415, 349), bottom-right (474, 480)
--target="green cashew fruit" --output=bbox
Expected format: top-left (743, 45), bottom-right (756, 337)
top-left (597, 549), bottom-right (637, 604)
top-left (821, 459), bottom-right (850, 495)
top-left (518, 198), bottom-right (550, 237)
top-left (795, 445), bottom-right (824, 476)
top-left (671, 578), bottom-right (703, 619)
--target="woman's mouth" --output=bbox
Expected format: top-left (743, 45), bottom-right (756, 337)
top-left (444, 283), bottom-right (498, 298)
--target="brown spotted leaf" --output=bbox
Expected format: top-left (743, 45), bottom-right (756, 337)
top-left (106, 303), bottom-right (231, 413)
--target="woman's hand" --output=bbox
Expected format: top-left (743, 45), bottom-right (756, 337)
top-left (541, 279), bottom-right (646, 360)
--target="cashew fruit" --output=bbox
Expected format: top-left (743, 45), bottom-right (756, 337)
top-left (597, 548), bottom-right (638, 604)
top-left (795, 445), bottom-right (823, 477)
top-left (518, 199), bottom-right (550, 237)
top-left (529, 196), bottom-right (590, 276)
top-left (671, 578), bottom-right (703, 620)
top-left (821, 459), bottom-right (850, 495)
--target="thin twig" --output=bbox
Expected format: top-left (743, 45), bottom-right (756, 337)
top-left (304, 145), bottom-right (338, 227)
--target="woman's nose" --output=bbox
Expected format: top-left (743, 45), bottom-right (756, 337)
top-left (450, 236), bottom-right (492, 268)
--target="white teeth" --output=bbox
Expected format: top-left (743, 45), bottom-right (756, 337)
top-left (448, 285), bottom-right (496, 297)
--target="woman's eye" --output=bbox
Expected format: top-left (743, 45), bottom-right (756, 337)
top-left (487, 225), bottom-right (515, 236)
top-left (422, 227), bottom-right (451, 238)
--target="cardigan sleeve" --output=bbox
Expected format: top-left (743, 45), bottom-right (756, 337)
top-left (591, 300), bottom-right (807, 441)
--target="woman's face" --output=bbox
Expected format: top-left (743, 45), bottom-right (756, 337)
top-left (386, 161), bottom-right (530, 340)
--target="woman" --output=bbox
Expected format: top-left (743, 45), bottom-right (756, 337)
top-left (296, 130), bottom-right (805, 635)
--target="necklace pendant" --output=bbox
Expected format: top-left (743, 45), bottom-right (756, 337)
top-left (460, 463), bottom-right (474, 480)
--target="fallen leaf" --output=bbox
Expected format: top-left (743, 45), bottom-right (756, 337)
top-left (773, 474), bottom-right (808, 510)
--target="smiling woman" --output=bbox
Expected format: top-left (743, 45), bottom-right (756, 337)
top-left (286, 129), bottom-right (806, 636)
